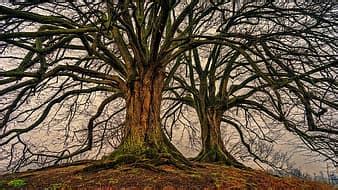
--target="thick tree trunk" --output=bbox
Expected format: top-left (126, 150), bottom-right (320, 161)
top-left (195, 108), bottom-right (243, 167)
top-left (108, 67), bottom-right (189, 166)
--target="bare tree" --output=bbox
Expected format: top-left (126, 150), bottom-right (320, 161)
top-left (0, 1), bottom-right (336, 171)
top-left (0, 1), bottom-right (244, 169)
top-left (167, 1), bottom-right (337, 166)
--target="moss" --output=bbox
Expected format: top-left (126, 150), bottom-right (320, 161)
top-left (114, 154), bottom-right (138, 164)
top-left (0, 180), bottom-right (6, 189)
top-left (107, 140), bottom-right (149, 159)
top-left (194, 146), bottom-right (244, 168)
top-left (7, 178), bottom-right (26, 188)
top-left (47, 183), bottom-right (63, 190)
top-left (105, 142), bottom-right (175, 164)
top-left (106, 146), bottom-right (155, 162)
top-left (83, 144), bottom-right (191, 173)
top-left (144, 147), bottom-right (158, 159)
top-left (84, 134), bottom-right (192, 173)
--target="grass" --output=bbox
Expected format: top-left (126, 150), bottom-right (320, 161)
top-left (0, 161), bottom-right (335, 190)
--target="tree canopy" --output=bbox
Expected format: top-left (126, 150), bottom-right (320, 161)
top-left (0, 1), bottom-right (337, 171)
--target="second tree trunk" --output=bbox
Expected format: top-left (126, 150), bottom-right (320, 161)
top-left (195, 108), bottom-right (242, 167)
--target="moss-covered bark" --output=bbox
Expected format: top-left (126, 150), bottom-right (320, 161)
top-left (105, 67), bottom-right (189, 168)
top-left (194, 108), bottom-right (243, 168)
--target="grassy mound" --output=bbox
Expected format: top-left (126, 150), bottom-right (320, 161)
top-left (0, 160), bottom-right (334, 190)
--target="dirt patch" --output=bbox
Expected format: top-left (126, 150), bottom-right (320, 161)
top-left (0, 161), bottom-right (334, 190)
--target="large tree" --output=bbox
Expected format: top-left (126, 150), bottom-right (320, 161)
top-left (0, 1), bottom-right (337, 171)
top-left (167, 1), bottom-right (337, 166)
top-left (0, 1), bottom-right (246, 169)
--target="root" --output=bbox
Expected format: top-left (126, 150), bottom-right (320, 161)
top-left (130, 163), bottom-right (167, 173)
top-left (81, 154), bottom-right (139, 173)
top-left (81, 148), bottom-right (192, 173)
top-left (153, 153), bottom-right (191, 170)
top-left (194, 148), bottom-right (246, 169)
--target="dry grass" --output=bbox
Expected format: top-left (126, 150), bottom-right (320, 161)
top-left (0, 161), bottom-right (335, 190)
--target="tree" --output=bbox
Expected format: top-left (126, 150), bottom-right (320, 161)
top-left (0, 1), bottom-right (240, 169)
top-left (0, 1), bottom-right (337, 171)
top-left (167, 1), bottom-right (337, 166)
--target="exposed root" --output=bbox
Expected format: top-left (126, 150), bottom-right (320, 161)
top-left (152, 153), bottom-right (191, 170)
top-left (81, 148), bottom-right (192, 173)
top-left (193, 147), bottom-right (246, 169)
top-left (130, 163), bottom-right (167, 173)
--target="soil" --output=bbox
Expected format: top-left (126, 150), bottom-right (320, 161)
top-left (0, 160), bottom-right (335, 190)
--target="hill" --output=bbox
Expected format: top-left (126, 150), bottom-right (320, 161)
top-left (0, 161), bottom-right (335, 190)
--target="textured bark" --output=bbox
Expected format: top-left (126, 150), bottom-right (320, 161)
top-left (195, 108), bottom-right (243, 167)
top-left (108, 67), bottom-right (189, 167)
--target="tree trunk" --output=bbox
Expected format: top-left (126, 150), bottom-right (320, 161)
top-left (109, 67), bottom-right (189, 166)
top-left (195, 108), bottom-right (243, 167)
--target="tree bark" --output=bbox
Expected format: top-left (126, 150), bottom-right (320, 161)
top-left (195, 108), bottom-right (243, 167)
top-left (109, 67), bottom-right (189, 166)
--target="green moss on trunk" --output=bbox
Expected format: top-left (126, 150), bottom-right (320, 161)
top-left (84, 68), bottom-right (191, 172)
top-left (194, 145), bottom-right (244, 168)
top-left (195, 108), bottom-right (244, 168)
